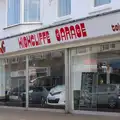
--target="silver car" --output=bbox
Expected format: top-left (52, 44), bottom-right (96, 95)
top-left (96, 84), bottom-right (120, 108)
top-left (80, 84), bottom-right (120, 108)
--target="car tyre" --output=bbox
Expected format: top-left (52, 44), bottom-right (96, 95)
top-left (108, 97), bottom-right (117, 108)
top-left (40, 96), bottom-right (46, 107)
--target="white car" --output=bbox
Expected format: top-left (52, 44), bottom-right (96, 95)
top-left (47, 85), bottom-right (65, 106)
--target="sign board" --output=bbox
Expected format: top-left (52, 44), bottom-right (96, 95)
top-left (2, 11), bottom-right (120, 54)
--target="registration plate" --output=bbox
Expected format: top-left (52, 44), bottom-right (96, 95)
top-left (49, 97), bottom-right (55, 100)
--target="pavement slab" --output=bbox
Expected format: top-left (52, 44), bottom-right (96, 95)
top-left (0, 108), bottom-right (119, 120)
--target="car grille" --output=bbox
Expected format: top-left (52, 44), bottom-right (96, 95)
top-left (48, 98), bottom-right (59, 103)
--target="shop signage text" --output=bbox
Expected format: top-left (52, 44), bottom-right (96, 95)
top-left (18, 22), bottom-right (87, 49)
top-left (55, 23), bottom-right (87, 41)
top-left (18, 31), bottom-right (51, 49)
top-left (0, 41), bottom-right (5, 54)
top-left (2, 11), bottom-right (120, 53)
top-left (111, 23), bottom-right (120, 32)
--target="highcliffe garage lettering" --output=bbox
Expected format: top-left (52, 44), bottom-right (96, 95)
top-left (18, 31), bottom-right (51, 49)
top-left (18, 22), bottom-right (88, 49)
top-left (55, 22), bottom-right (87, 41)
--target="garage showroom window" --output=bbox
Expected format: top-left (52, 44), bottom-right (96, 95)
top-left (94, 0), bottom-right (111, 6)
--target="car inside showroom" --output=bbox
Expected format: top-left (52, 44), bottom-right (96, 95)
top-left (0, 50), bottom-right (65, 109)
top-left (70, 42), bottom-right (120, 113)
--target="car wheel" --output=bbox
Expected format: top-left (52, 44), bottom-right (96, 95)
top-left (40, 97), bottom-right (46, 107)
top-left (108, 97), bottom-right (117, 108)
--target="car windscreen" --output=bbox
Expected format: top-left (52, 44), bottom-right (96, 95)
top-left (44, 86), bottom-right (53, 91)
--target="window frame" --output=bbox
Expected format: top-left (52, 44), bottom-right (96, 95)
top-left (88, 0), bottom-right (112, 15)
top-left (6, 0), bottom-right (21, 27)
top-left (94, 0), bottom-right (111, 7)
top-left (57, 0), bottom-right (71, 18)
top-left (23, 0), bottom-right (41, 23)
top-left (6, 0), bottom-right (41, 27)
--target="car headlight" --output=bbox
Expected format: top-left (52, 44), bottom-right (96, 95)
top-left (118, 96), bottom-right (120, 99)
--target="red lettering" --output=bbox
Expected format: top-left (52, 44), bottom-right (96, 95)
top-left (80, 23), bottom-right (87, 37)
top-left (111, 23), bottom-right (120, 32)
top-left (18, 37), bottom-right (24, 48)
top-left (46, 31), bottom-right (51, 44)
top-left (75, 24), bottom-right (81, 37)
top-left (38, 32), bottom-right (42, 45)
top-left (111, 25), bottom-right (115, 31)
top-left (55, 29), bottom-right (61, 41)
top-left (42, 32), bottom-right (46, 44)
top-left (23, 36), bottom-right (28, 48)
top-left (35, 34), bottom-right (39, 46)
top-left (60, 28), bottom-right (66, 40)
top-left (65, 27), bottom-right (71, 40)
top-left (30, 35), bottom-right (35, 46)
top-left (70, 26), bottom-right (77, 39)
top-left (55, 22), bottom-right (87, 42)
top-left (18, 31), bottom-right (51, 49)
top-left (0, 41), bottom-right (6, 53)
top-left (1, 41), bottom-right (5, 53)
top-left (115, 25), bottom-right (119, 31)
top-left (27, 36), bottom-right (31, 47)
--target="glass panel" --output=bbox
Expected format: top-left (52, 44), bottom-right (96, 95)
top-left (58, 0), bottom-right (71, 17)
top-left (71, 52), bottom-right (98, 111)
top-left (24, 0), bottom-right (40, 22)
top-left (7, 0), bottom-right (20, 26)
top-left (71, 43), bottom-right (120, 112)
top-left (95, 0), bottom-right (111, 7)
top-left (26, 50), bottom-right (65, 109)
top-left (0, 56), bottom-right (26, 107)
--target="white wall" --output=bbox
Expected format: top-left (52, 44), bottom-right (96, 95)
top-left (1, 0), bottom-right (120, 39)
top-left (3, 23), bottom-right (42, 37)
top-left (0, 0), bottom-right (6, 39)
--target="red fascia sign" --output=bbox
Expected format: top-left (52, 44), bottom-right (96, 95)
top-left (18, 22), bottom-right (88, 49)
top-left (0, 41), bottom-right (5, 54)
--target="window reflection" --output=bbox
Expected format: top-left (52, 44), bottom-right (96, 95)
top-left (20, 50), bottom-right (65, 109)
top-left (72, 45), bottom-right (120, 112)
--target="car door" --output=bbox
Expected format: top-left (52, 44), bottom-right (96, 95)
top-left (35, 87), bottom-right (44, 103)
top-left (107, 85), bottom-right (117, 100)
top-left (97, 85), bottom-right (109, 105)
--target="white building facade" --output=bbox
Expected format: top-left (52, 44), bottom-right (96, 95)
top-left (0, 0), bottom-right (120, 116)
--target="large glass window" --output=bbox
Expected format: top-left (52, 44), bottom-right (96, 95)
top-left (7, 0), bottom-right (20, 26)
top-left (58, 0), bottom-right (71, 17)
top-left (24, 0), bottom-right (40, 22)
top-left (16, 50), bottom-right (65, 109)
top-left (94, 0), bottom-right (111, 7)
top-left (71, 42), bottom-right (120, 112)
top-left (0, 50), bottom-right (65, 109)
top-left (0, 56), bottom-right (26, 107)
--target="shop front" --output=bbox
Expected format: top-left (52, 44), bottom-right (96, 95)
top-left (0, 10), bottom-right (120, 115)
top-left (70, 43), bottom-right (120, 114)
